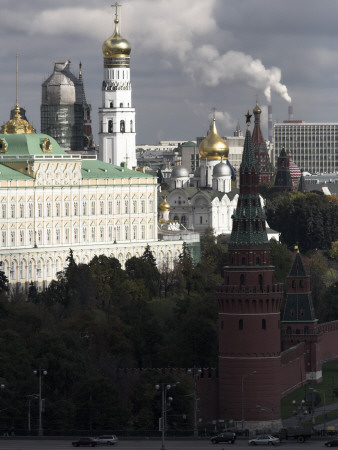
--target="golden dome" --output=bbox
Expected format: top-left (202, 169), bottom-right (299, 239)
top-left (102, 18), bottom-right (131, 58)
top-left (1, 103), bottom-right (35, 134)
top-left (253, 101), bottom-right (262, 115)
top-left (199, 118), bottom-right (229, 160)
top-left (160, 197), bottom-right (170, 211)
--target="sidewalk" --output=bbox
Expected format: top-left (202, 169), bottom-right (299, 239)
top-left (283, 401), bottom-right (338, 430)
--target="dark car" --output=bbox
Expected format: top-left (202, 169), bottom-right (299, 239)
top-left (72, 437), bottom-right (97, 447)
top-left (325, 440), bottom-right (338, 447)
top-left (210, 432), bottom-right (236, 444)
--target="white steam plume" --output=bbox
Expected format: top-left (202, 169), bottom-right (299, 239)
top-left (183, 46), bottom-right (291, 104)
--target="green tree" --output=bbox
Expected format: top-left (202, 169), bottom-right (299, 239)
top-left (329, 241), bottom-right (338, 261)
top-left (125, 256), bottom-right (160, 300)
top-left (269, 239), bottom-right (293, 283)
top-left (177, 242), bottom-right (194, 295)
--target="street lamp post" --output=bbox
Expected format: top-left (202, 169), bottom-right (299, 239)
top-left (27, 394), bottom-right (39, 434)
top-left (33, 369), bottom-right (47, 436)
top-left (188, 367), bottom-right (202, 437)
top-left (310, 388), bottom-right (327, 431)
top-left (241, 371), bottom-right (256, 430)
top-left (155, 383), bottom-right (177, 450)
top-left (292, 399), bottom-right (308, 425)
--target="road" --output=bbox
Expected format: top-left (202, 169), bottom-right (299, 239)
top-left (0, 439), bottom-right (331, 450)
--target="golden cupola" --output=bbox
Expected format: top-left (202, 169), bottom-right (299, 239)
top-left (199, 117), bottom-right (229, 160)
top-left (102, 13), bottom-right (131, 59)
top-left (1, 103), bottom-right (35, 134)
top-left (253, 101), bottom-right (262, 115)
top-left (160, 197), bottom-right (170, 212)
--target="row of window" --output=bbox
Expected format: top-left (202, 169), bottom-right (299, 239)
top-left (1, 198), bottom-right (153, 219)
top-left (5, 247), bottom-right (174, 282)
top-left (1, 223), bottom-right (153, 247)
top-left (107, 119), bottom-right (133, 133)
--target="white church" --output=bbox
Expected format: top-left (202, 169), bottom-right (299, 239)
top-left (165, 117), bottom-right (239, 236)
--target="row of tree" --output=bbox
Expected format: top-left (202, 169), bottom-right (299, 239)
top-left (0, 223), bottom-right (337, 432)
top-left (265, 191), bottom-right (338, 251)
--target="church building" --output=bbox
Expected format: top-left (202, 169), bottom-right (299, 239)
top-left (165, 116), bottom-right (238, 235)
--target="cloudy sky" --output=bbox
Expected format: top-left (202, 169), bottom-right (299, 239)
top-left (1, 0), bottom-right (337, 145)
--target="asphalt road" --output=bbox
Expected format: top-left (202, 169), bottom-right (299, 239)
top-left (0, 439), bottom-right (331, 450)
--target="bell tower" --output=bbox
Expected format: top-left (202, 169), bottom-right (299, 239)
top-left (217, 112), bottom-right (284, 428)
top-left (98, 3), bottom-right (136, 168)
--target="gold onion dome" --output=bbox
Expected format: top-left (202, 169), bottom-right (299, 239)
top-left (199, 118), bottom-right (229, 160)
top-left (102, 18), bottom-right (131, 58)
top-left (253, 101), bottom-right (262, 115)
top-left (1, 103), bottom-right (35, 134)
top-left (160, 197), bottom-right (170, 211)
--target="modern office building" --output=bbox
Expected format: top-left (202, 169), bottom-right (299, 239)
top-left (273, 121), bottom-right (338, 174)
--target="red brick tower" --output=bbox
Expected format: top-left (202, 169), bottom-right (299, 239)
top-left (217, 112), bottom-right (284, 429)
top-left (251, 102), bottom-right (273, 186)
top-left (281, 248), bottom-right (320, 381)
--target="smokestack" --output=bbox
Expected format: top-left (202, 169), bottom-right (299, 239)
top-left (288, 105), bottom-right (293, 120)
top-left (268, 105), bottom-right (273, 142)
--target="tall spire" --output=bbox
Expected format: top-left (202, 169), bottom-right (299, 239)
top-left (229, 111), bottom-right (268, 247)
top-left (240, 111), bottom-right (257, 174)
top-left (251, 101), bottom-right (273, 186)
top-left (1, 54), bottom-right (35, 134)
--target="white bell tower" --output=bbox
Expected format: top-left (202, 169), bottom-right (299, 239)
top-left (98, 3), bottom-right (136, 168)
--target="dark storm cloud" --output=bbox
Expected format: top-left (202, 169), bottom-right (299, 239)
top-left (1, 0), bottom-right (337, 143)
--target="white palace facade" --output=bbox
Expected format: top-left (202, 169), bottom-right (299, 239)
top-left (0, 116), bottom-right (183, 290)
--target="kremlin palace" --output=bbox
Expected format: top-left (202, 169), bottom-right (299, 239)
top-left (0, 6), bottom-right (186, 290)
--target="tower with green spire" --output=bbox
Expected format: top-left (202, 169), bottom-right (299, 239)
top-left (217, 112), bottom-right (284, 429)
top-left (281, 247), bottom-right (321, 381)
top-left (251, 102), bottom-right (273, 186)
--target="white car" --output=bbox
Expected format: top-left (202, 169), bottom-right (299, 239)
top-left (248, 435), bottom-right (280, 445)
top-left (95, 435), bottom-right (118, 445)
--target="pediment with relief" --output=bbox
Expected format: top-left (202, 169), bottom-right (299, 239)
top-left (34, 162), bottom-right (82, 186)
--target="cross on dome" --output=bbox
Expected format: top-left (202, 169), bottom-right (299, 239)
top-left (111, 2), bottom-right (121, 23)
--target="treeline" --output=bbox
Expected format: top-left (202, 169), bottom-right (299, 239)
top-left (265, 191), bottom-right (338, 251)
top-left (0, 234), bottom-right (226, 432)
top-left (0, 226), bottom-right (337, 432)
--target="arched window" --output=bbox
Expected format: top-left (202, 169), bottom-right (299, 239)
top-left (130, 120), bottom-right (133, 132)
top-left (292, 280), bottom-right (296, 288)
top-left (110, 101), bottom-right (113, 108)
top-left (262, 319), bottom-right (266, 330)
top-left (299, 280), bottom-right (304, 288)
top-left (120, 120), bottom-right (125, 132)
top-left (240, 274), bottom-right (245, 286)
top-left (286, 326), bottom-right (292, 335)
top-left (239, 319), bottom-right (243, 330)
top-left (304, 326), bottom-right (309, 335)
top-left (108, 120), bottom-right (113, 133)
